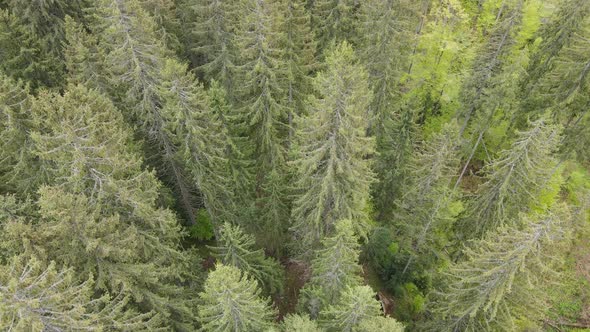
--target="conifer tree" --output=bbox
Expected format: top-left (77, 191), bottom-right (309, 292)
top-left (372, 107), bottom-right (416, 220)
top-left (521, 0), bottom-right (590, 94)
top-left (278, 0), bottom-right (316, 141)
top-left (311, 0), bottom-right (358, 53)
top-left (358, 0), bottom-right (417, 133)
top-left (0, 255), bottom-right (161, 330)
top-left (197, 264), bottom-right (277, 332)
top-left (91, 0), bottom-right (209, 226)
top-left (357, 316), bottom-right (405, 332)
top-left (64, 17), bottom-right (108, 91)
top-left (458, 0), bottom-right (524, 134)
top-left (159, 59), bottom-right (236, 226)
top-left (17, 85), bottom-right (200, 328)
top-left (0, 0), bottom-right (88, 89)
top-left (207, 80), bottom-right (254, 218)
top-left (179, 0), bottom-right (240, 94)
top-left (138, 0), bottom-right (182, 52)
top-left (429, 205), bottom-right (570, 331)
top-left (209, 223), bottom-right (284, 294)
top-left (0, 74), bottom-right (42, 196)
top-left (299, 219), bottom-right (362, 317)
top-left (281, 314), bottom-right (323, 332)
top-left (461, 118), bottom-right (561, 237)
top-left (291, 42), bottom-right (374, 248)
top-left (319, 285), bottom-right (382, 332)
top-left (522, 10), bottom-right (590, 160)
top-left (396, 121), bottom-right (462, 277)
top-left (234, 0), bottom-right (290, 251)
top-left (0, 10), bottom-right (57, 90)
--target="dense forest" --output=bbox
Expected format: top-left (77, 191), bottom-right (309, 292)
top-left (0, 0), bottom-right (589, 331)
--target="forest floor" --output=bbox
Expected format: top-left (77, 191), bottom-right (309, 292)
top-left (276, 259), bottom-right (310, 319)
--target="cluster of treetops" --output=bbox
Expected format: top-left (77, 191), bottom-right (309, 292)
top-left (1, 0), bottom-right (589, 331)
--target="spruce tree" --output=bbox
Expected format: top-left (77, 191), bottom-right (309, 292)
top-left (429, 205), bottom-right (570, 331)
top-left (0, 0), bottom-right (88, 89)
top-left (20, 85), bottom-right (200, 328)
top-left (0, 255), bottom-right (161, 330)
top-left (180, 0), bottom-right (240, 94)
top-left (234, 0), bottom-right (290, 251)
top-left (357, 316), bottom-right (405, 332)
top-left (396, 121), bottom-right (462, 277)
top-left (92, 0), bottom-right (222, 227)
top-left (209, 223), bottom-right (284, 294)
top-left (159, 59), bottom-right (236, 226)
top-left (311, 0), bottom-right (358, 53)
top-left (523, 10), bottom-right (590, 160)
top-left (458, 0), bottom-right (524, 134)
top-left (278, 0), bottom-right (316, 142)
top-left (0, 74), bottom-right (42, 196)
top-left (207, 80), bottom-right (254, 219)
top-left (521, 0), bottom-right (590, 95)
top-left (319, 285), bottom-right (382, 332)
top-left (299, 219), bottom-right (362, 317)
top-left (290, 42), bottom-right (374, 249)
top-left (461, 118), bottom-right (561, 237)
top-left (197, 264), bottom-right (277, 332)
top-left (281, 314), bottom-right (323, 332)
top-left (372, 108), bottom-right (415, 220)
top-left (64, 17), bottom-right (108, 91)
top-left (358, 0), bottom-right (417, 134)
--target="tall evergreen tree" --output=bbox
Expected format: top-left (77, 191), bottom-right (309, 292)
top-left (179, 0), bottom-right (240, 94)
top-left (290, 42), bottom-right (374, 249)
top-left (458, 0), bottom-right (524, 135)
top-left (234, 0), bottom-right (290, 252)
top-left (357, 316), bottom-right (405, 332)
top-left (311, 0), bottom-right (358, 53)
top-left (522, 8), bottom-right (590, 161)
top-left (0, 255), bottom-right (161, 330)
top-left (358, 0), bottom-right (418, 133)
top-left (0, 0), bottom-right (88, 89)
top-left (396, 121), bottom-right (462, 277)
top-left (460, 118), bottom-right (561, 237)
top-left (207, 80), bottom-right (254, 219)
top-left (299, 219), bottom-right (362, 317)
top-left (428, 205), bottom-right (570, 331)
top-left (159, 59), bottom-right (236, 226)
top-left (372, 107), bottom-right (416, 220)
top-left (0, 74), bottom-right (42, 195)
top-left (16, 85), bottom-right (201, 329)
top-left (209, 223), bottom-right (284, 294)
top-left (197, 264), bottom-right (277, 332)
top-left (278, 0), bottom-right (316, 142)
top-left (319, 285), bottom-right (382, 332)
top-left (281, 314), bottom-right (323, 332)
top-left (521, 0), bottom-right (590, 95)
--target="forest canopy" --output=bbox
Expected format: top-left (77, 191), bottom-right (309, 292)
top-left (1, 0), bottom-right (589, 331)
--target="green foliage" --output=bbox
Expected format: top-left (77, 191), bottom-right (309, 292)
top-left (0, 255), bottom-right (161, 330)
top-left (356, 316), bottom-right (405, 332)
top-left (299, 219), bottom-right (362, 317)
top-left (197, 264), bottom-right (277, 332)
top-left (5, 85), bottom-right (202, 329)
top-left (319, 285), bottom-right (383, 332)
top-left (188, 209), bottom-right (215, 241)
top-left (290, 42), bottom-right (374, 250)
top-left (209, 223), bottom-right (284, 294)
top-left (393, 282), bottom-right (426, 323)
top-left (0, 73), bottom-right (41, 195)
top-left (428, 205), bottom-right (571, 331)
top-left (461, 118), bottom-right (562, 238)
top-left (281, 314), bottom-right (323, 332)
